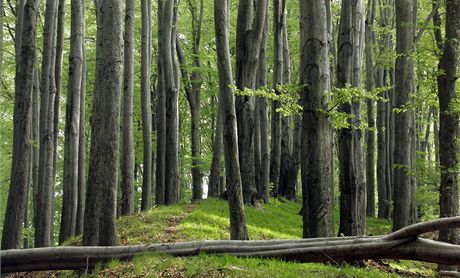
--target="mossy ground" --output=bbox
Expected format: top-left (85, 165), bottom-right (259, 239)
top-left (80, 198), bottom-right (436, 277)
top-left (15, 198), bottom-right (437, 277)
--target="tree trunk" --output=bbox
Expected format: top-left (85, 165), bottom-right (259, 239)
top-left (76, 36), bottom-right (86, 236)
top-left (235, 0), bottom-right (268, 206)
top-left (156, 0), bottom-right (166, 205)
top-left (393, 0), bottom-right (416, 231)
top-left (255, 2), bottom-right (269, 203)
top-left (83, 0), bottom-right (123, 246)
top-left (60, 0), bottom-right (83, 244)
top-left (121, 0), bottom-right (135, 216)
top-left (437, 0), bottom-right (460, 271)
top-left (270, 0), bottom-right (284, 195)
top-left (36, 0), bottom-right (58, 247)
top-left (337, 0), bottom-right (366, 236)
top-left (209, 99), bottom-right (223, 197)
top-left (214, 0), bottom-right (249, 240)
top-left (1, 0), bottom-right (39, 250)
top-left (365, 0), bottom-right (376, 217)
top-left (141, 0), bottom-right (153, 210)
top-left (300, 0), bottom-right (334, 238)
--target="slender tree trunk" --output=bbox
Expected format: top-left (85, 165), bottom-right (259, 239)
top-left (83, 0), bottom-right (123, 246)
top-left (0, 0), bottom-right (2, 98)
top-left (36, 0), bottom-right (58, 247)
top-left (235, 0), bottom-right (267, 206)
top-left (141, 0), bottom-right (153, 210)
top-left (300, 0), bottom-right (334, 238)
top-left (76, 37), bottom-right (86, 236)
top-left (337, 0), bottom-right (366, 236)
top-left (121, 0), bottom-right (135, 215)
top-left (214, 0), bottom-right (249, 240)
top-left (437, 0), bottom-right (460, 271)
top-left (1, 0), bottom-right (39, 250)
top-left (156, 0), bottom-right (166, 205)
top-left (270, 0), bottom-right (284, 195)
top-left (255, 2), bottom-right (269, 203)
top-left (209, 98), bottom-right (223, 197)
top-left (60, 0), bottom-right (83, 244)
top-left (365, 0), bottom-right (376, 217)
top-left (393, 0), bottom-right (416, 231)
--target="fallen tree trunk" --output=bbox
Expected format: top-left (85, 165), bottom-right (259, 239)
top-left (2, 217), bottom-right (460, 273)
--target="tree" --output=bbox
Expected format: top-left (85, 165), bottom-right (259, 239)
top-left (157, 0), bottom-right (180, 205)
top-left (437, 0), bottom-right (460, 271)
top-left (60, 0), bottom-right (84, 243)
top-left (121, 0), bottom-right (135, 215)
top-left (235, 0), bottom-right (268, 205)
top-left (214, 0), bottom-right (249, 240)
top-left (365, 0), bottom-right (376, 217)
top-left (36, 0), bottom-right (58, 247)
top-left (300, 0), bottom-right (334, 238)
top-left (393, 0), bottom-right (416, 231)
top-left (76, 36), bottom-right (86, 235)
top-left (337, 0), bottom-right (366, 236)
top-left (141, 0), bottom-right (153, 210)
top-left (255, 1), bottom-right (270, 203)
top-left (1, 0), bottom-right (40, 250)
top-left (83, 0), bottom-right (123, 246)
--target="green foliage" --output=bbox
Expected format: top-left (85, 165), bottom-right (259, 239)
top-left (322, 84), bottom-right (390, 129)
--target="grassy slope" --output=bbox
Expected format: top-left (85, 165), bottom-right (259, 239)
top-left (79, 198), bottom-right (436, 277)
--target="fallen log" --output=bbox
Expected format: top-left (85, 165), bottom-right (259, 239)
top-left (1, 217), bottom-right (460, 273)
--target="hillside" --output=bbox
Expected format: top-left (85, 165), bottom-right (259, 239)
top-left (44, 198), bottom-right (437, 277)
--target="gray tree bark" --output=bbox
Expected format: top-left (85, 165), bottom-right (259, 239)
top-left (1, 0), bottom-right (39, 250)
top-left (83, 0), bottom-right (123, 246)
top-left (393, 0), bottom-right (416, 231)
top-left (141, 0), bottom-right (153, 210)
top-left (214, 0), bottom-right (249, 240)
top-left (337, 0), bottom-right (366, 236)
top-left (36, 0), bottom-right (58, 247)
top-left (437, 0), bottom-right (460, 271)
top-left (156, 0), bottom-right (166, 205)
top-left (235, 0), bottom-right (268, 206)
top-left (121, 0), bottom-right (135, 215)
top-left (255, 1), bottom-right (269, 203)
top-left (76, 36), bottom-right (86, 236)
top-left (300, 0), bottom-right (334, 238)
top-left (60, 0), bottom-right (83, 244)
top-left (365, 0), bottom-right (376, 217)
top-left (270, 0), bottom-right (284, 195)
top-left (209, 101), bottom-right (223, 197)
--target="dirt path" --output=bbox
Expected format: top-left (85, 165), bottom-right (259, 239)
top-left (158, 203), bottom-right (197, 243)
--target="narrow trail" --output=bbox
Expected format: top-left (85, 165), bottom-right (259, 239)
top-left (158, 203), bottom-right (197, 243)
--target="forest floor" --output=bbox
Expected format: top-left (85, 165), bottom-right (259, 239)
top-left (8, 198), bottom-right (439, 277)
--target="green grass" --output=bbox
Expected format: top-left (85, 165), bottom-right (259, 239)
top-left (77, 198), bottom-right (436, 277)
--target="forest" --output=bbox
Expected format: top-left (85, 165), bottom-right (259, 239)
top-left (0, 0), bottom-right (460, 276)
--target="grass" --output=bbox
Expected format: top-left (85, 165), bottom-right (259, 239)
top-left (77, 197), bottom-right (437, 277)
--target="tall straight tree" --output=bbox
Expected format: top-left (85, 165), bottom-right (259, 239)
top-left (437, 0), bottom-right (460, 270)
top-left (270, 0), bottom-right (284, 194)
top-left (83, 0), bottom-right (123, 246)
top-left (157, 0), bottom-right (180, 205)
top-left (214, 0), bottom-right (249, 240)
top-left (59, 0), bottom-right (84, 243)
top-left (141, 0), bottom-right (153, 210)
top-left (337, 0), bottom-right (366, 236)
top-left (300, 0), bottom-right (334, 238)
top-left (235, 0), bottom-right (268, 205)
top-left (36, 0), bottom-right (58, 247)
top-left (393, 0), bottom-right (415, 231)
top-left (255, 1), bottom-right (270, 203)
top-left (365, 0), bottom-right (376, 217)
top-left (121, 0), bottom-right (135, 215)
top-left (1, 0), bottom-right (39, 250)
top-left (76, 36), bottom-right (86, 235)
